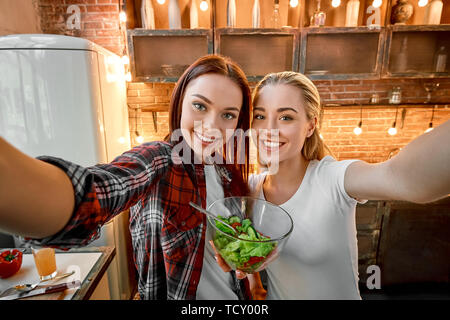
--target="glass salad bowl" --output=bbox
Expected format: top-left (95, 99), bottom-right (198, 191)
top-left (207, 196), bottom-right (293, 274)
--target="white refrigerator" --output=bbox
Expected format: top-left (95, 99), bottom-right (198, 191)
top-left (0, 34), bottom-right (135, 300)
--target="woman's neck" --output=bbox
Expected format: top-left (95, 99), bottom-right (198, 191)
top-left (263, 153), bottom-right (310, 204)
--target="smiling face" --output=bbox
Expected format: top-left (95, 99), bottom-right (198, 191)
top-left (180, 73), bottom-right (243, 160)
top-left (252, 84), bottom-right (316, 165)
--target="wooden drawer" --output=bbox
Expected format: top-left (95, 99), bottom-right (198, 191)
top-left (356, 200), bottom-right (385, 231)
top-left (357, 230), bottom-right (380, 261)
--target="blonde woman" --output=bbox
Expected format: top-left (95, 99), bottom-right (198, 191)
top-left (214, 71), bottom-right (450, 300)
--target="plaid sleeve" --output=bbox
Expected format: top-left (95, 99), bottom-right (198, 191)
top-left (25, 141), bottom-right (172, 248)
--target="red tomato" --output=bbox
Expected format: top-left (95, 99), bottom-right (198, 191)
top-left (231, 222), bottom-right (241, 230)
top-left (0, 249), bottom-right (23, 278)
top-left (247, 256), bottom-right (264, 265)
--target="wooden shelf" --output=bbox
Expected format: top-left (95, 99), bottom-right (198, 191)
top-left (302, 0), bottom-right (389, 28)
top-left (214, 0), bottom-right (301, 29)
top-left (129, 103), bottom-right (170, 112)
top-left (124, 1), bottom-right (450, 82)
top-left (127, 0), bottom-right (212, 29)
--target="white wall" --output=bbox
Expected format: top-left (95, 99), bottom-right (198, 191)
top-left (0, 0), bottom-right (41, 36)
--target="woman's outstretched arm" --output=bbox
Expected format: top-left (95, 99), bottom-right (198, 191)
top-left (345, 119), bottom-right (450, 203)
top-left (0, 137), bottom-right (75, 239)
top-left (0, 137), bottom-right (171, 246)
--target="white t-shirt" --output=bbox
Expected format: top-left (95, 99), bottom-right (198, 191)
top-left (195, 165), bottom-right (239, 300)
top-left (249, 156), bottom-right (366, 300)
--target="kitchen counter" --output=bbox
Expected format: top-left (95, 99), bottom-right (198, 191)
top-left (0, 246), bottom-right (115, 300)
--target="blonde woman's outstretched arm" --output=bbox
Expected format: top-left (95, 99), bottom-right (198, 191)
top-left (345, 119), bottom-right (450, 203)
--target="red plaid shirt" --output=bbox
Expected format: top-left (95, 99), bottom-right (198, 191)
top-left (27, 141), bottom-right (251, 300)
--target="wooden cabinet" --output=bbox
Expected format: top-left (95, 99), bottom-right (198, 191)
top-left (356, 200), bottom-right (385, 285)
top-left (356, 197), bottom-right (450, 289)
top-left (382, 25), bottom-right (450, 78)
top-left (127, 29), bottom-right (213, 82)
top-left (124, 0), bottom-right (450, 82)
top-left (215, 28), bottom-right (299, 80)
top-left (377, 197), bottom-right (450, 287)
top-left (300, 26), bottom-right (385, 80)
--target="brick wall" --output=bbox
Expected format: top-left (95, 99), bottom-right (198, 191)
top-left (127, 82), bottom-right (174, 143)
top-left (38, 0), bottom-right (122, 55)
top-left (127, 79), bottom-right (450, 164)
top-left (36, 1), bottom-right (450, 164)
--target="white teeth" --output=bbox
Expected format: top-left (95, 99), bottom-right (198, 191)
top-left (195, 132), bottom-right (215, 143)
top-left (262, 140), bottom-right (282, 148)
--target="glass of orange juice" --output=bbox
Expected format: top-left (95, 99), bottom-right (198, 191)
top-left (31, 247), bottom-right (57, 281)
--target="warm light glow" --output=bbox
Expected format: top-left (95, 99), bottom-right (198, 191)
top-left (332, 0), bottom-right (341, 8)
top-left (353, 126), bottom-right (362, 135)
top-left (319, 133), bottom-right (324, 140)
top-left (418, 0), bottom-right (428, 7)
top-left (200, 0), bottom-right (208, 11)
top-left (121, 55), bottom-right (130, 65)
top-left (119, 11), bottom-right (127, 23)
top-left (388, 127), bottom-right (397, 136)
top-left (118, 137), bottom-right (126, 144)
top-left (106, 74), bottom-right (118, 83)
top-left (125, 71), bottom-right (132, 82)
top-left (372, 0), bottom-right (382, 8)
top-left (136, 135), bottom-right (144, 144)
top-left (157, 0), bottom-right (166, 4)
top-left (290, 0), bottom-right (299, 8)
top-left (425, 127), bottom-right (433, 133)
top-left (106, 55), bottom-right (116, 65)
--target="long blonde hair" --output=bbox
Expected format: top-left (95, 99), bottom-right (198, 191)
top-left (252, 71), bottom-right (333, 161)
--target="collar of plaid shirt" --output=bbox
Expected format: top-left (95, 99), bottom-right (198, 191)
top-left (161, 155), bottom-right (251, 300)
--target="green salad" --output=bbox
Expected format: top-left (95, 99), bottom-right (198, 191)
top-left (212, 215), bottom-right (276, 273)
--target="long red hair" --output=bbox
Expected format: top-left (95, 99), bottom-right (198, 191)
top-left (165, 54), bottom-right (251, 182)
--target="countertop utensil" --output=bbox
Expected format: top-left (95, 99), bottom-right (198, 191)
top-left (0, 280), bottom-right (81, 300)
top-left (0, 270), bottom-right (75, 297)
top-left (15, 270), bottom-right (76, 292)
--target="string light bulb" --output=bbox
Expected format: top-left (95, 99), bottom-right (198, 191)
top-left (418, 0), bottom-right (428, 7)
top-left (388, 122), bottom-right (397, 135)
top-left (388, 105), bottom-right (399, 136)
top-left (119, 11), bottom-right (127, 23)
top-left (121, 55), bottom-right (130, 65)
top-left (353, 121), bottom-right (362, 135)
top-left (157, 0), bottom-right (166, 4)
top-left (125, 71), bottom-right (132, 82)
top-left (290, 0), bottom-right (299, 8)
top-left (200, 0), bottom-right (208, 11)
top-left (354, 106), bottom-right (363, 136)
top-left (372, 0), bottom-right (382, 8)
top-left (425, 106), bottom-right (435, 133)
top-left (136, 133), bottom-right (144, 144)
top-left (332, 0), bottom-right (341, 8)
